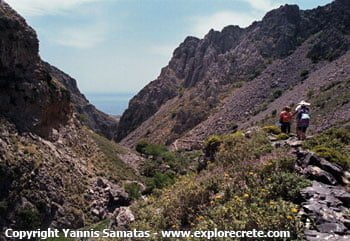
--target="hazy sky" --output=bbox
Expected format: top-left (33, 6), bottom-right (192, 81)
top-left (6, 0), bottom-right (332, 95)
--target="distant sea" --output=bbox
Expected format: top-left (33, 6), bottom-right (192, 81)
top-left (85, 92), bottom-right (135, 116)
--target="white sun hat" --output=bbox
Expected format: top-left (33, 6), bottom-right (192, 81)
top-left (298, 100), bottom-right (311, 106)
top-left (295, 100), bottom-right (311, 111)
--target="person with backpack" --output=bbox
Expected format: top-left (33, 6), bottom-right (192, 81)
top-left (279, 106), bottom-right (292, 134)
top-left (295, 101), bottom-right (311, 140)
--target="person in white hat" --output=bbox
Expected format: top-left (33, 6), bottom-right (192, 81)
top-left (295, 100), bottom-right (311, 112)
top-left (295, 100), bottom-right (311, 140)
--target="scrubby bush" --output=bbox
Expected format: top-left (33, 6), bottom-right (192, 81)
top-left (271, 109), bottom-right (277, 117)
top-left (312, 146), bottom-right (349, 169)
top-left (142, 167), bottom-right (176, 192)
top-left (125, 183), bottom-right (142, 200)
top-left (218, 131), bottom-right (273, 163)
top-left (135, 140), bottom-right (149, 154)
top-left (300, 70), bottom-right (309, 79)
top-left (138, 141), bottom-right (199, 194)
top-left (303, 126), bottom-right (350, 169)
top-left (263, 125), bottom-right (281, 135)
top-left (132, 174), bottom-right (216, 230)
top-left (131, 131), bottom-right (307, 240)
top-left (262, 157), bottom-right (296, 175)
top-left (325, 127), bottom-right (350, 144)
top-left (15, 208), bottom-right (41, 230)
top-left (204, 135), bottom-right (222, 159)
top-left (145, 172), bottom-right (177, 194)
top-left (227, 122), bottom-right (239, 131)
top-left (77, 113), bottom-right (88, 123)
top-left (137, 142), bottom-right (168, 157)
top-left (272, 89), bottom-right (283, 99)
top-left (276, 133), bottom-right (289, 140)
top-left (136, 140), bottom-right (178, 162)
top-left (194, 197), bottom-right (304, 240)
top-left (266, 172), bottom-right (311, 202)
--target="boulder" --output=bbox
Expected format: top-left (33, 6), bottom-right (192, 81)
top-left (96, 178), bottom-right (107, 188)
top-left (87, 178), bottom-right (131, 220)
top-left (304, 166), bottom-right (338, 185)
top-left (333, 190), bottom-right (350, 207)
top-left (301, 181), bottom-right (350, 240)
top-left (115, 207), bottom-right (135, 227)
top-left (109, 187), bottom-right (129, 205)
top-left (305, 230), bottom-right (350, 241)
top-left (286, 139), bottom-right (303, 148)
top-left (319, 159), bottom-right (344, 179)
top-left (316, 223), bottom-right (347, 234)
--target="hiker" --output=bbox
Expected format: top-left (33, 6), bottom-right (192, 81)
top-left (279, 106), bottom-right (292, 134)
top-left (294, 101), bottom-right (311, 140)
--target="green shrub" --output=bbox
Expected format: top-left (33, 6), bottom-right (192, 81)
top-left (271, 109), bottom-right (277, 117)
top-left (276, 133), bottom-right (289, 140)
top-left (159, 151), bottom-right (177, 162)
top-left (218, 131), bottom-right (272, 163)
top-left (137, 142), bottom-right (169, 158)
top-left (325, 127), bottom-right (350, 145)
top-left (131, 134), bottom-right (304, 240)
top-left (312, 146), bottom-right (349, 169)
top-left (266, 172), bottom-right (311, 202)
top-left (136, 140), bottom-right (149, 154)
top-left (262, 157), bottom-right (296, 175)
top-left (272, 89), bottom-right (283, 99)
top-left (146, 172), bottom-right (175, 193)
top-left (263, 125), bottom-right (281, 135)
top-left (227, 122), bottom-right (239, 131)
top-left (303, 127), bottom-right (350, 169)
top-left (300, 70), bottom-right (309, 78)
top-left (132, 174), bottom-right (217, 230)
top-left (125, 183), bottom-right (142, 200)
top-left (204, 135), bottom-right (222, 159)
top-left (77, 113), bottom-right (88, 123)
top-left (140, 146), bottom-right (196, 194)
top-left (15, 208), bottom-right (41, 230)
top-left (194, 197), bottom-right (304, 240)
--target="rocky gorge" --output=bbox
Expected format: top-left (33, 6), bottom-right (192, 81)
top-left (0, 1), bottom-right (140, 239)
top-left (0, 0), bottom-right (350, 240)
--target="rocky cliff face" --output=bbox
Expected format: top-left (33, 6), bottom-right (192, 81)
top-left (0, 2), bottom-right (71, 139)
top-left (0, 1), bottom-right (118, 141)
top-left (45, 63), bottom-right (119, 140)
top-left (0, 1), bottom-right (141, 236)
top-left (117, 0), bottom-right (350, 148)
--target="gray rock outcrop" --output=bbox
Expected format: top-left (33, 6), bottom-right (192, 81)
top-left (295, 150), bottom-right (350, 240)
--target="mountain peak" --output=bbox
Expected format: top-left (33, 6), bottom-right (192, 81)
top-left (262, 4), bottom-right (300, 26)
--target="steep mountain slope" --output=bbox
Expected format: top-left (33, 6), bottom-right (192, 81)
top-left (0, 1), bottom-right (141, 237)
top-left (0, 2), bottom-right (118, 141)
top-left (0, 2), bottom-right (71, 139)
top-left (117, 0), bottom-right (350, 149)
top-left (45, 63), bottom-right (119, 140)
